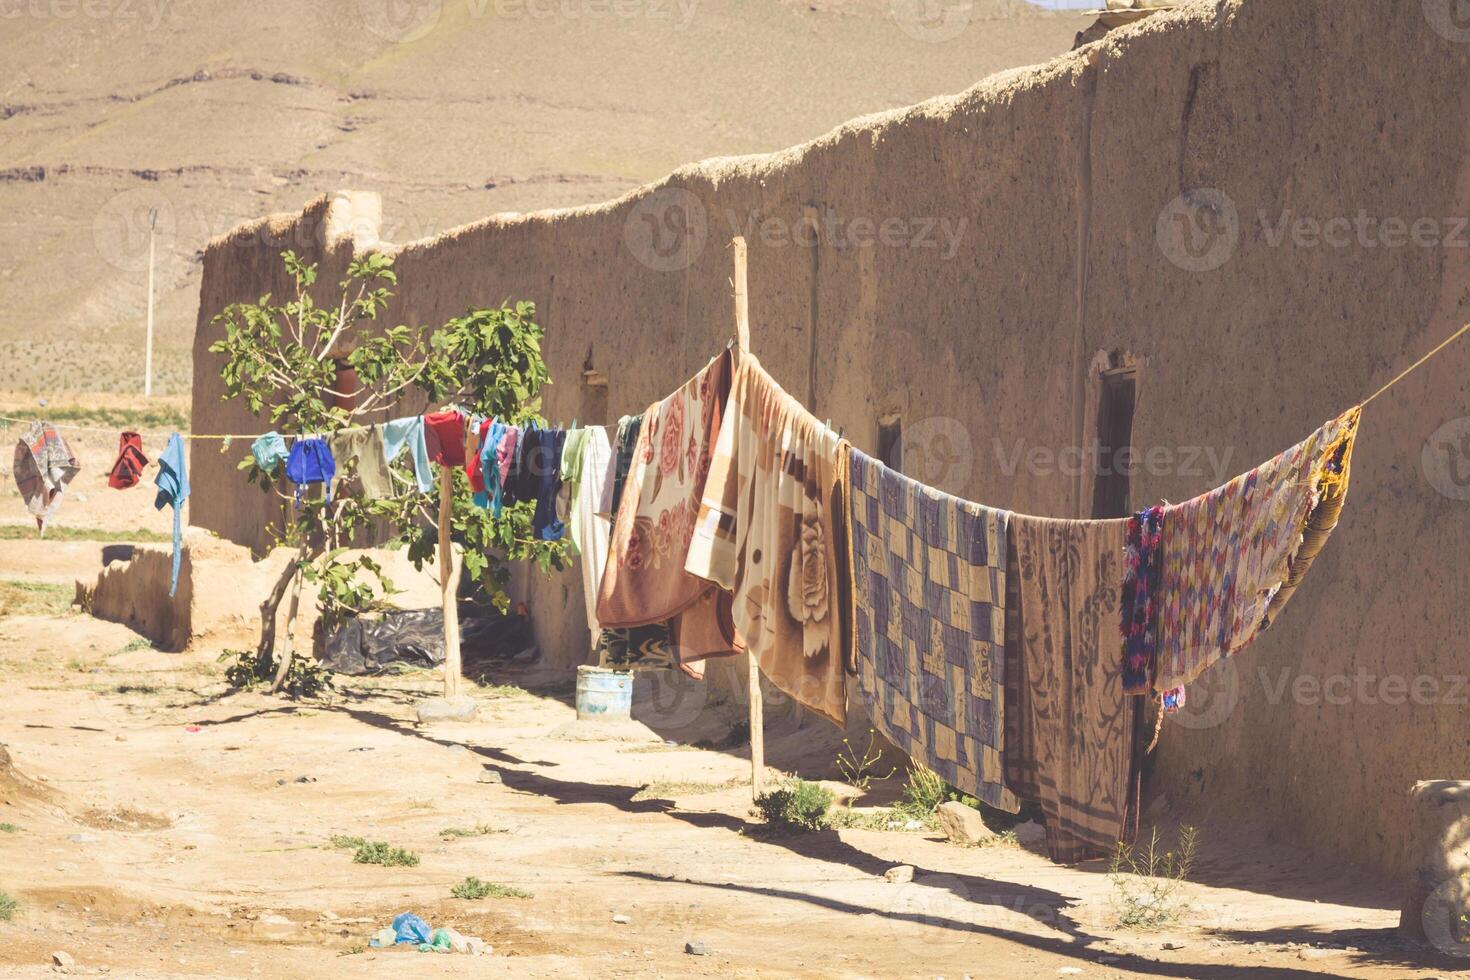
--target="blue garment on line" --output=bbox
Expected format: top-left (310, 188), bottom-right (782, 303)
top-left (285, 437), bottom-right (335, 506)
top-left (532, 427), bottom-right (566, 541)
top-left (250, 431), bottom-right (288, 474)
top-left (390, 912), bottom-right (433, 946)
top-left (382, 417), bottom-right (433, 493)
top-left (473, 420), bottom-right (507, 510)
top-left (153, 433), bottom-right (190, 598)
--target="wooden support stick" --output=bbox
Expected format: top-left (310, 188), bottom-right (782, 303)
top-left (732, 236), bottom-right (751, 353)
top-left (731, 235), bottom-right (763, 799)
top-left (438, 465), bottom-right (463, 698)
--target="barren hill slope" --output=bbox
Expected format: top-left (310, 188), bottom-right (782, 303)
top-left (0, 0), bottom-right (1087, 394)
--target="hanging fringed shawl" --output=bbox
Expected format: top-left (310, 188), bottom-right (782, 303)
top-left (1151, 408), bottom-right (1361, 692)
top-left (13, 421), bottom-right (79, 529)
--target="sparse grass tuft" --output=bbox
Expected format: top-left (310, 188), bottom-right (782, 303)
top-left (438, 824), bottom-right (506, 839)
top-left (0, 823), bottom-right (20, 833)
top-left (631, 777), bottom-right (745, 802)
top-left (0, 581), bottom-right (73, 617)
top-left (451, 876), bottom-right (530, 900)
top-left (329, 834), bottom-right (367, 850)
top-left (0, 526), bottom-right (171, 544)
top-left (338, 943), bottom-right (367, 956)
top-left (351, 840), bottom-right (419, 867)
top-left (0, 891), bottom-right (16, 921)
top-left (473, 680), bottom-right (527, 698)
top-left (1109, 825), bottom-right (1198, 929)
top-left (118, 638), bottom-right (157, 654)
top-left (755, 778), bottom-right (833, 833)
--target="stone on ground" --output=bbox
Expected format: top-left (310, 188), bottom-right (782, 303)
top-left (884, 865), bottom-right (914, 883)
top-left (934, 801), bottom-right (995, 844)
top-left (416, 696), bottom-right (479, 724)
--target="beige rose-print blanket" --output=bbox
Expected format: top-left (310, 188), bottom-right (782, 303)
top-left (684, 352), bottom-right (851, 727)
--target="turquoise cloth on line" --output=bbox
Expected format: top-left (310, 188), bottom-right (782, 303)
top-left (250, 432), bottom-right (288, 474)
top-left (382, 417), bottom-right (433, 493)
top-left (473, 420), bottom-right (507, 510)
top-left (153, 433), bottom-right (190, 597)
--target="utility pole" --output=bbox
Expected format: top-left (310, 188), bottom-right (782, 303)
top-left (145, 207), bottom-right (157, 397)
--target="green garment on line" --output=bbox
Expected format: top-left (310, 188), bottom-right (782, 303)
top-left (328, 426), bottom-right (394, 500)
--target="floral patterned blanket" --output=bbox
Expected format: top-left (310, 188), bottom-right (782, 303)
top-left (684, 353), bottom-right (851, 727)
top-left (596, 350), bottom-right (738, 665)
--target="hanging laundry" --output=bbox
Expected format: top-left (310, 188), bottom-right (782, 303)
top-left (1151, 407), bottom-right (1361, 692)
top-left (598, 622), bottom-right (676, 670)
top-left (531, 427), bottom-right (567, 540)
top-left (594, 417), bottom-right (677, 669)
top-left (1260, 407), bottom-right (1361, 628)
top-left (597, 351), bottom-right (736, 661)
top-left (602, 415), bottom-right (640, 518)
top-left (106, 431), bottom-right (149, 490)
top-left (285, 437), bottom-right (336, 505)
top-left (328, 426), bottom-right (393, 500)
top-left (423, 410), bottom-right (466, 467)
top-left (154, 433), bottom-right (190, 598)
top-left (250, 432), bottom-right (288, 475)
top-left (508, 423), bottom-right (543, 505)
top-left (848, 448), bottom-right (1018, 813)
top-left (382, 417), bottom-right (433, 493)
top-left (557, 428), bottom-right (589, 555)
top-left (466, 418), bottom-right (492, 497)
top-left (570, 426), bottom-right (613, 644)
top-left (1003, 515), bottom-right (1136, 864)
top-left (472, 420), bottom-right (506, 510)
top-left (685, 353), bottom-right (851, 727)
top-left (1120, 505), bottom-right (1165, 694)
top-left (493, 424), bottom-right (519, 516)
top-left (12, 421), bottom-right (80, 531)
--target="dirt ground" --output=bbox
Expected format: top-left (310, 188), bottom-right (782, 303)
top-left (0, 530), bottom-right (1466, 978)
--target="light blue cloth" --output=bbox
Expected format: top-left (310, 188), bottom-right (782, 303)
top-left (250, 432), bottom-right (288, 474)
top-left (473, 420), bottom-right (506, 510)
top-left (381, 417), bottom-right (433, 493)
top-left (153, 433), bottom-right (190, 597)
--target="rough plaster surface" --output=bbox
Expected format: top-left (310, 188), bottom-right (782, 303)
top-left (189, 0), bottom-right (1470, 875)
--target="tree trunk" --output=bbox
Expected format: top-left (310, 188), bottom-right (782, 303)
top-left (271, 545), bottom-right (308, 693)
top-left (438, 466), bottom-right (463, 697)
top-left (255, 553), bottom-right (299, 664)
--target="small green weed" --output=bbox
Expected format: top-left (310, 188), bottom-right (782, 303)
top-left (0, 891), bottom-right (17, 921)
top-left (222, 648), bottom-right (332, 698)
top-left (328, 834), bottom-right (366, 850)
top-left (438, 824), bottom-right (506, 839)
top-left (451, 876), bottom-right (530, 900)
top-left (0, 823), bottom-right (19, 833)
top-left (755, 778), bottom-right (833, 833)
top-left (338, 943), bottom-right (367, 956)
top-left (352, 840), bottom-right (419, 867)
top-left (835, 730), bottom-right (895, 790)
top-left (1108, 825), bottom-right (1198, 928)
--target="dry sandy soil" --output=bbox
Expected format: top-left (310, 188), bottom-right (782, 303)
top-left (0, 0), bottom-right (1092, 396)
top-left (1, 401), bottom-right (1467, 978)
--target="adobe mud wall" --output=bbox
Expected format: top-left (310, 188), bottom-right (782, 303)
top-left (191, 0), bottom-right (1470, 876)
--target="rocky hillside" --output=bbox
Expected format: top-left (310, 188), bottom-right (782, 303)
top-left (0, 0), bottom-right (1087, 394)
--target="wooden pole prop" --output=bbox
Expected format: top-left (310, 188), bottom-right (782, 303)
top-left (438, 465), bottom-right (463, 698)
top-left (731, 236), bottom-right (762, 799)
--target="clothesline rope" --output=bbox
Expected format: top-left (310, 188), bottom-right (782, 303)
top-left (1361, 318), bottom-right (1470, 407)
top-left (0, 414), bottom-right (610, 442)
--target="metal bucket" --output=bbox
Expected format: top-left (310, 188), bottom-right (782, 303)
top-left (575, 665), bottom-right (633, 721)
